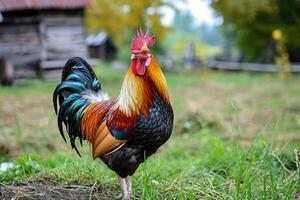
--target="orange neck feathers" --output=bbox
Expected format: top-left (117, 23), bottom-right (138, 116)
top-left (147, 55), bottom-right (170, 102)
top-left (116, 54), bottom-right (169, 117)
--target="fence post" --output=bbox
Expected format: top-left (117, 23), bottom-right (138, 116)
top-left (0, 58), bottom-right (14, 85)
top-left (184, 43), bottom-right (195, 70)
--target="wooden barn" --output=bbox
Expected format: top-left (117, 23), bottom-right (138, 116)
top-left (0, 0), bottom-right (92, 84)
top-left (86, 32), bottom-right (117, 60)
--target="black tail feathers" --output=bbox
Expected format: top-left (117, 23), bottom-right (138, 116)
top-left (53, 57), bottom-right (101, 156)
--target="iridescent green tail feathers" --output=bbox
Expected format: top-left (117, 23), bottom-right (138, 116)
top-left (53, 57), bottom-right (106, 155)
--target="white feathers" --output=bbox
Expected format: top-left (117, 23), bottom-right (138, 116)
top-left (82, 90), bottom-right (110, 102)
top-left (117, 75), bottom-right (138, 117)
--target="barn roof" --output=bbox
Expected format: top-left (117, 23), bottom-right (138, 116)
top-left (0, 0), bottom-right (92, 12)
top-left (86, 32), bottom-right (109, 47)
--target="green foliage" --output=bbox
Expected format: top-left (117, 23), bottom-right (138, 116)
top-left (171, 10), bottom-right (223, 47)
top-left (85, 0), bottom-right (175, 46)
top-left (273, 30), bottom-right (291, 79)
top-left (163, 10), bottom-right (222, 64)
top-left (211, 0), bottom-right (300, 62)
top-left (198, 23), bottom-right (224, 47)
top-left (173, 11), bottom-right (197, 34)
top-left (163, 30), bottom-right (221, 60)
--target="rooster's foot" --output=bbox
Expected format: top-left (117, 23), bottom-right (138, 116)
top-left (117, 175), bottom-right (133, 200)
top-left (115, 193), bottom-right (132, 200)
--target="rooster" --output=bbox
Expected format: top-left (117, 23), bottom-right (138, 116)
top-left (53, 29), bottom-right (173, 200)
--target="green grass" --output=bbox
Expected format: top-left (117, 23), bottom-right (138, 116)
top-left (1, 130), bottom-right (299, 199)
top-left (0, 64), bottom-right (300, 199)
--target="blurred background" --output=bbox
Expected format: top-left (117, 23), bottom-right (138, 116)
top-left (1, 0), bottom-right (300, 82)
top-left (0, 0), bottom-right (300, 199)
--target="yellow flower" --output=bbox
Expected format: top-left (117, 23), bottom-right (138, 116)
top-left (272, 29), bottom-right (282, 41)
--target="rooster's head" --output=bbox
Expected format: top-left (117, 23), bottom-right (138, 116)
top-left (130, 28), bottom-right (155, 76)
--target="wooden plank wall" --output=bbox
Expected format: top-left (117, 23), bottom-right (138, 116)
top-left (40, 12), bottom-right (87, 79)
top-left (0, 23), bottom-right (41, 78)
top-left (0, 10), bottom-right (88, 82)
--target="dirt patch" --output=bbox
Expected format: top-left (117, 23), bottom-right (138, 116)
top-left (0, 181), bottom-right (113, 200)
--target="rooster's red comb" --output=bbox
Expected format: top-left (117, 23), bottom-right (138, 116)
top-left (131, 28), bottom-right (155, 53)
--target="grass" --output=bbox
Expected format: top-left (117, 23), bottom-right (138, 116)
top-left (0, 64), bottom-right (300, 199)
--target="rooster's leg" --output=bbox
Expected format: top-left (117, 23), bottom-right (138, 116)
top-left (117, 176), bottom-right (132, 200)
top-left (125, 176), bottom-right (133, 197)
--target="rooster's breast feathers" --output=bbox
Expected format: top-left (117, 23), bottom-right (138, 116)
top-left (80, 58), bottom-right (171, 158)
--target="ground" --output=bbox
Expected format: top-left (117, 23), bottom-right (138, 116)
top-left (0, 181), bottom-right (112, 200)
top-left (0, 65), bottom-right (300, 199)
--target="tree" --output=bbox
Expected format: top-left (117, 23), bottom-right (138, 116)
top-left (172, 11), bottom-right (196, 34)
top-left (211, 0), bottom-right (300, 63)
top-left (85, 0), bottom-right (175, 46)
top-left (171, 10), bottom-right (223, 47)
